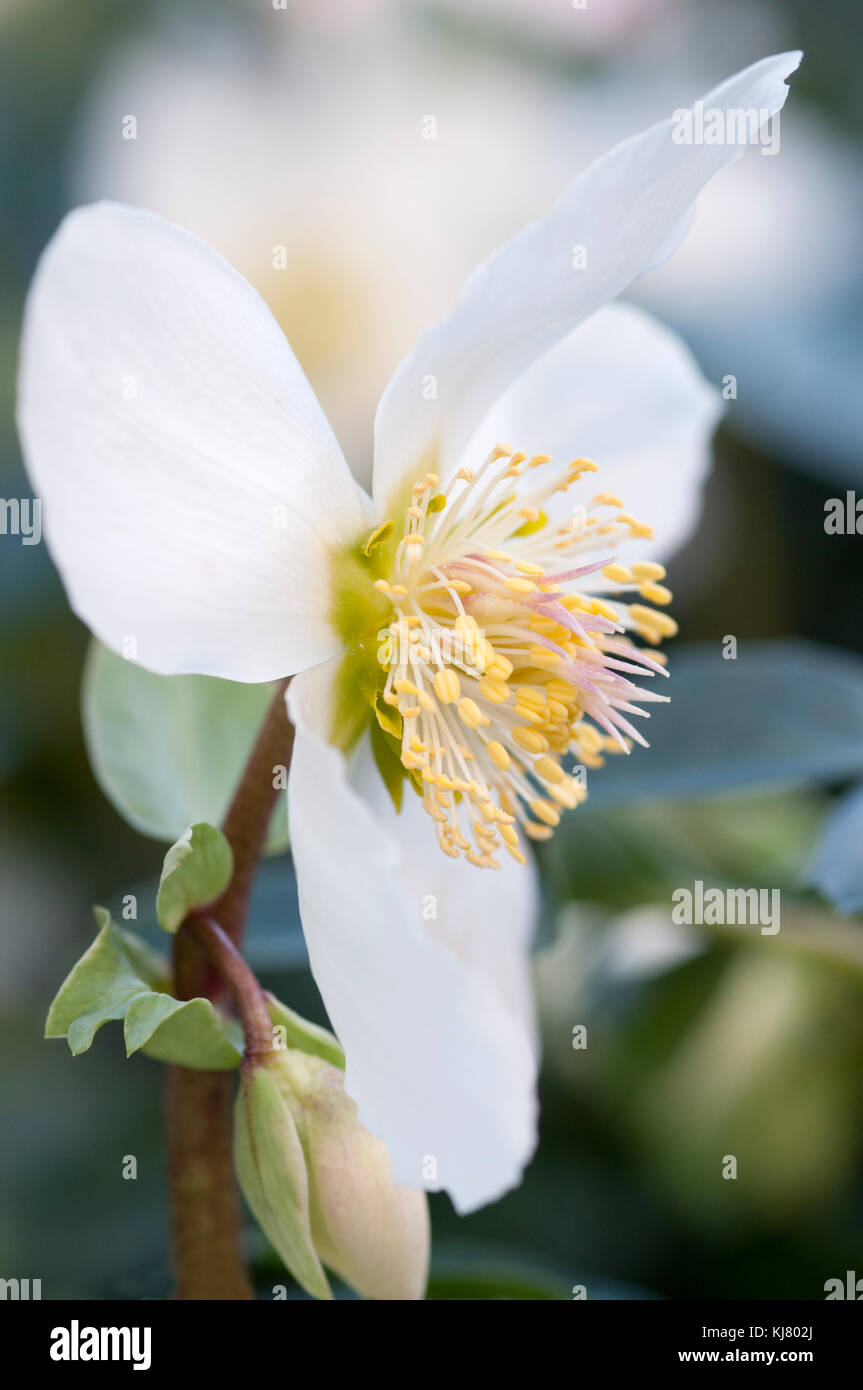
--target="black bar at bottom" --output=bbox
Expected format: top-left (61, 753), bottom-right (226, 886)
top-left (1, 1298), bottom-right (858, 1374)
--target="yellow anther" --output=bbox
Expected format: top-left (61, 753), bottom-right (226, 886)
top-left (458, 698), bottom-right (488, 730)
top-left (467, 850), bottom-right (501, 869)
top-left (394, 678), bottom-right (420, 696)
top-left (511, 727), bottom-right (549, 755)
top-left (586, 598), bottom-right (621, 623)
top-left (478, 638), bottom-right (497, 670)
top-left (403, 534), bottom-right (425, 546)
top-left (478, 677), bottom-right (510, 704)
top-left (514, 560), bottom-right (545, 576)
top-left (629, 604), bottom-right (677, 638)
top-left (490, 444), bottom-right (514, 461)
top-left (486, 655), bottom-right (513, 681)
top-left (504, 576), bottom-right (537, 594)
top-left (487, 740), bottom-right (511, 771)
top-left (602, 564), bottom-right (633, 584)
top-left (374, 578), bottom-right (392, 592)
top-left (530, 798), bottom-right (561, 828)
top-left (548, 779), bottom-right (580, 810)
top-left (577, 724), bottom-right (603, 755)
top-left (535, 756), bottom-right (565, 784)
top-left (570, 457), bottom-right (598, 474)
top-left (433, 669), bottom-right (461, 703)
top-left (631, 561), bottom-right (666, 581)
top-left (500, 824), bottom-right (520, 848)
top-left (640, 582), bottom-right (673, 606)
top-left (514, 704), bottom-right (543, 727)
top-left (593, 492), bottom-right (625, 508)
top-left (546, 679), bottom-right (575, 703)
top-left (527, 645), bottom-right (560, 669)
top-left (485, 547), bottom-right (512, 562)
top-left (617, 513), bottom-right (654, 539)
top-left (518, 507), bottom-right (540, 522)
top-left (524, 821), bottom-right (554, 841)
top-left (515, 685), bottom-right (545, 710)
top-left (650, 611), bottom-right (678, 638)
top-left (528, 453), bottom-right (552, 467)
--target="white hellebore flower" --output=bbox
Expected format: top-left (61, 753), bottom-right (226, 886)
top-left (18, 53), bottom-right (799, 1214)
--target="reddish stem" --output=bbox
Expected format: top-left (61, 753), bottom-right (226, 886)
top-left (166, 677), bottom-right (293, 1300)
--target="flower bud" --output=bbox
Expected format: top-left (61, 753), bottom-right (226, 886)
top-left (235, 1046), bottom-right (429, 1300)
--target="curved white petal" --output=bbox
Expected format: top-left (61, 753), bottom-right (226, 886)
top-left (373, 51), bottom-right (800, 510)
top-left (18, 203), bottom-right (368, 680)
top-left (467, 301), bottom-right (722, 564)
top-left (287, 660), bottom-right (539, 1215)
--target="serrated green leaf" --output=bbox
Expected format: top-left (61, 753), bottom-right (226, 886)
top-left (46, 908), bottom-right (242, 1070)
top-left (265, 993), bottom-right (345, 1070)
top-left (46, 908), bottom-right (149, 1055)
top-left (156, 822), bottom-right (233, 934)
top-left (82, 640), bottom-right (289, 852)
top-left (234, 1064), bottom-right (331, 1300)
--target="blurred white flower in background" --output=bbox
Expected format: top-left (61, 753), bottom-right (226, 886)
top-left (72, 25), bottom-right (585, 486)
top-left (73, 0), bottom-right (862, 499)
top-left (429, 0), bottom-right (674, 54)
top-left (255, 0), bottom-right (674, 51)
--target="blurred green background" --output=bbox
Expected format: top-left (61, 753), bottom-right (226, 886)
top-left (2, 0), bottom-right (863, 1299)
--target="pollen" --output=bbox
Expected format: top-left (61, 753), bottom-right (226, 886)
top-left (374, 442), bottom-right (672, 866)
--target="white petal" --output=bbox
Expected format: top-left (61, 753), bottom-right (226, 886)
top-left (18, 203), bottom-right (368, 680)
top-left (287, 660), bottom-right (539, 1215)
top-left (467, 301), bottom-right (722, 564)
top-left (373, 51), bottom-right (801, 510)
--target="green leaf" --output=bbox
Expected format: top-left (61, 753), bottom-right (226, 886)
top-left (156, 822), bottom-right (233, 934)
top-left (82, 640), bottom-right (289, 852)
top-left (46, 908), bottom-right (150, 1055)
top-left (125, 994), bottom-right (242, 1068)
top-left (234, 1064), bottom-right (331, 1300)
top-left (265, 993), bottom-right (345, 1070)
top-left (45, 908), bottom-right (242, 1070)
top-left (586, 641), bottom-right (863, 808)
